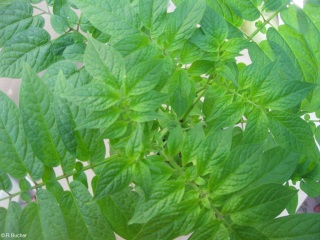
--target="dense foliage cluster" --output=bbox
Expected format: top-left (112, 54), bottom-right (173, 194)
top-left (0, 0), bottom-right (320, 239)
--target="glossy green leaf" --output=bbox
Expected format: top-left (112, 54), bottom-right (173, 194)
top-left (211, 102), bottom-right (245, 131)
top-left (222, 184), bottom-right (297, 225)
top-left (0, 28), bottom-right (58, 78)
top-left (59, 181), bottom-right (115, 240)
top-left (113, 34), bottom-right (158, 71)
top-left (0, 91), bottom-right (43, 179)
top-left (251, 147), bottom-right (300, 187)
top-left (263, 0), bottom-right (289, 12)
top-left (225, 0), bottom-right (260, 21)
top-left (200, 6), bottom-right (228, 47)
top-left (139, 0), bottom-right (168, 38)
top-left (0, 169), bottom-right (11, 192)
top-left (267, 26), bottom-right (318, 83)
top-left (54, 71), bottom-right (105, 162)
top-left (98, 188), bottom-right (142, 239)
top-left (134, 200), bottom-right (200, 240)
top-left (181, 122), bottom-right (205, 166)
top-left (129, 91), bottom-right (168, 112)
top-left (125, 59), bottom-right (166, 95)
top-left (243, 109), bottom-right (268, 144)
top-left (257, 214), bottom-right (320, 239)
top-left (229, 225), bottom-right (267, 240)
top-left (53, 0), bottom-right (78, 28)
top-left (168, 70), bottom-right (195, 118)
top-left (0, 2), bottom-right (43, 47)
top-left (281, 4), bottom-right (320, 64)
top-left (84, 35), bottom-right (125, 85)
top-left (62, 83), bottom-right (120, 111)
top-left (268, 111), bottom-right (318, 159)
top-left (71, 0), bottom-right (139, 38)
top-left (20, 65), bottom-right (74, 172)
top-left (50, 15), bottom-right (69, 34)
top-left (76, 107), bottom-right (121, 130)
top-left (189, 221), bottom-right (229, 240)
top-left (94, 158), bottom-right (132, 200)
top-left (300, 180), bottom-right (320, 198)
top-left (126, 124), bottom-right (144, 159)
top-left (209, 143), bottom-right (265, 196)
top-left (1, 202), bottom-right (22, 238)
top-left (197, 128), bottom-right (232, 176)
top-left (166, 0), bottom-right (206, 51)
top-left (20, 190), bottom-right (69, 240)
top-left (251, 61), bottom-right (315, 110)
top-left (129, 180), bottom-right (185, 224)
top-left (167, 124), bottom-right (184, 157)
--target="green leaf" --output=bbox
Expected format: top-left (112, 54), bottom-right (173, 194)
top-left (222, 184), bottom-right (297, 225)
top-left (134, 200), bottom-right (200, 240)
top-left (94, 158), bottom-right (132, 200)
top-left (281, 4), bottom-right (320, 64)
top-left (209, 143), bottom-right (265, 196)
top-left (229, 225), bottom-right (267, 240)
top-left (167, 124), bottom-right (184, 157)
top-left (165, 0), bottom-right (206, 51)
top-left (50, 15), bottom-right (69, 34)
top-left (251, 147), bottom-right (300, 188)
top-left (20, 190), bottom-right (69, 240)
top-left (243, 109), bottom-right (268, 144)
top-left (62, 83), bottom-right (120, 111)
top-left (125, 59), bottom-right (166, 95)
top-left (211, 102), bottom-right (245, 131)
top-left (71, 0), bottom-right (139, 38)
top-left (263, 0), bottom-right (289, 12)
top-left (139, 0), bottom-right (168, 38)
top-left (197, 128), bottom-right (232, 176)
top-left (257, 213), bottom-right (320, 239)
top-left (133, 161), bottom-right (152, 196)
top-left (129, 180), bottom-right (185, 224)
top-left (54, 71), bottom-right (105, 162)
top-left (0, 28), bottom-right (58, 78)
top-left (113, 34), bottom-right (158, 71)
top-left (168, 70), bottom-right (195, 118)
top-left (267, 111), bottom-right (318, 159)
top-left (42, 61), bottom-right (78, 91)
top-left (251, 61), bottom-right (315, 110)
top-left (0, 168), bottom-right (11, 191)
top-left (1, 202), bottom-right (22, 238)
top-left (76, 107), bottom-right (121, 129)
top-left (300, 180), bottom-right (320, 198)
top-left (0, 91), bottom-right (43, 179)
top-left (129, 91), bottom-right (168, 112)
top-left (59, 181), bottom-right (115, 240)
top-left (181, 122), bottom-right (205, 166)
top-left (98, 188), bottom-right (142, 239)
top-left (84, 35), bottom-right (125, 86)
top-left (0, 2), bottom-right (43, 47)
top-left (126, 124), bottom-right (144, 159)
top-left (189, 221), bottom-right (229, 240)
top-left (225, 0), bottom-right (260, 21)
top-left (200, 6), bottom-right (228, 47)
top-left (53, 0), bottom-right (78, 28)
top-left (63, 43), bottom-right (86, 62)
top-left (267, 26), bottom-right (318, 83)
top-left (20, 65), bottom-right (75, 172)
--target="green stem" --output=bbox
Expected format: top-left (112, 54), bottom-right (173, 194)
top-left (180, 76), bottom-right (215, 122)
top-left (0, 154), bottom-right (119, 202)
top-left (248, 10), bottom-right (280, 41)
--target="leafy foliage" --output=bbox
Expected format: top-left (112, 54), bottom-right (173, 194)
top-left (0, 0), bottom-right (320, 239)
